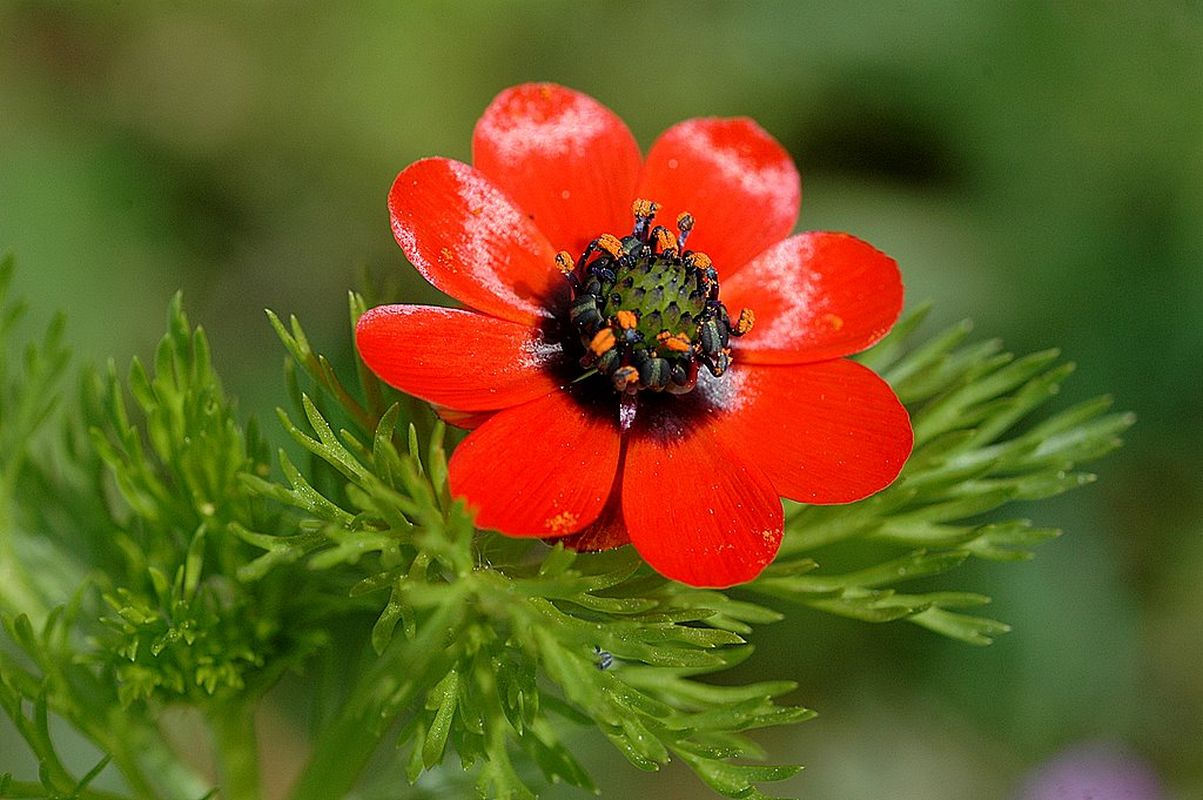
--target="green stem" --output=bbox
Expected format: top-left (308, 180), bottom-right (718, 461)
top-left (288, 596), bottom-right (466, 800)
top-left (100, 750), bottom-right (157, 800)
top-left (0, 492), bottom-right (50, 624)
top-left (90, 721), bottom-right (210, 800)
top-left (210, 704), bottom-right (263, 800)
top-left (0, 778), bottom-right (131, 800)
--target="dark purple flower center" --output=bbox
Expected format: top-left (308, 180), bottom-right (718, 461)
top-left (557, 200), bottom-right (753, 396)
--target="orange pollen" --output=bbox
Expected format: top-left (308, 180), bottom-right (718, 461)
top-left (736, 308), bottom-right (756, 335)
top-left (688, 251), bottom-right (712, 269)
top-left (597, 233), bottom-right (625, 258)
top-left (658, 331), bottom-right (692, 353)
top-left (710, 347), bottom-right (732, 376)
top-left (589, 327), bottom-right (616, 355)
top-left (615, 309), bottom-right (638, 330)
top-left (631, 198), bottom-right (659, 218)
top-left (676, 212), bottom-right (694, 231)
top-left (654, 228), bottom-right (678, 253)
top-left (554, 250), bottom-right (575, 274)
top-left (613, 365), bottom-right (639, 389)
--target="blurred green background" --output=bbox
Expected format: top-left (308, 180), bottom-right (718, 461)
top-left (2, 1), bottom-right (1200, 798)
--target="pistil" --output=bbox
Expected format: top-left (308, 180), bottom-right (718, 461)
top-left (560, 199), bottom-right (753, 395)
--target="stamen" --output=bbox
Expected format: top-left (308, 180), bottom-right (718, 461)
top-left (563, 199), bottom-right (755, 401)
top-left (709, 348), bottom-right (732, 377)
top-left (597, 233), bottom-right (625, 259)
top-left (698, 317), bottom-right (723, 356)
top-left (612, 365), bottom-right (639, 392)
top-left (555, 250), bottom-right (580, 289)
top-left (652, 227), bottom-right (678, 255)
top-left (589, 328), bottom-right (616, 356)
top-left (657, 331), bottom-right (692, 353)
top-left (631, 198), bottom-right (659, 219)
top-left (632, 198), bottom-right (659, 239)
top-left (735, 308), bottom-right (755, 335)
top-left (676, 212), bottom-right (694, 248)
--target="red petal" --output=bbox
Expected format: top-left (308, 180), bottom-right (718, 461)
top-left (449, 390), bottom-right (620, 537)
top-left (474, 83), bottom-right (642, 256)
top-left (435, 407), bottom-right (495, 430)
top-left (637, 118), bottom-right (800, 273)
top-left (622, 402), bottom-right (783, 587)
top-left (707, 360), bottom-right (912, 505)
top-left (722, 233), bottom-right (903, 364)
top-left (556, 480), bottom-right (631, 552)
top-left (355, 305), bottom-right (564, 412)
top-left (388, 158), bottom-right (564, 325)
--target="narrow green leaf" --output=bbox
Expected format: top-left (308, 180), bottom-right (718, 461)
top-left (182, 526), bottom-right (206, 602)
top-left (909, 606), bottom-right (1011, 646)
top-left (422, 669), bottom-right (460, 768)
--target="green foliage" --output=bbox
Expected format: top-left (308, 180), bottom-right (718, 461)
top-left (0, 609), bottom-right (169, 800)
top-left (84, 297), bottom-right (270, 704)
top-left (1, 265), bottom-right (333, 799)
top-left (243, 305), bottom-right (811, 799)
top-left (0, 263), bottom-right (1128, 800)
top-left (0, 256), bottom-right (71, 622)
top-left (750, 308), bottom-right (1133, 645)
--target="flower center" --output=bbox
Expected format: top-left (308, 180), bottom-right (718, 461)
top-left (556, 200), bottom-right (753, 396)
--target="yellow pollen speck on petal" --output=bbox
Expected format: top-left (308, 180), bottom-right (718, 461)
top-left (688, 252), bottom-right (712, 269)
top-left (439, 247), bottom-right (453, 262)
top-left (615, 309), bottom-right (638, 330)
top-left (554, 251), bottom-right (575, 273)
top-left (540, 84), bottom-right (553, 100)
top-left (545, 511), bottom-right (579, 534)
top-left (469, 207), bottom-right (483, 216)
top-left (736, 308), bottom-right (756, 334)
top-left (823, 313), bottom-right (845, 331)
top-left (597, 233), bottom-right (624, 258)
top-left (589, 327), bottom-right (617, 355)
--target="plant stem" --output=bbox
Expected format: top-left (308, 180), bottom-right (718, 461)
top-left (0, 495), bottom-right (51, 624)
top-left (0, 778), bottom-right (131, 800)
top-left (288, 597), bottom-right (466, 800)
top-left (211, 703), bottom-right (263, 800)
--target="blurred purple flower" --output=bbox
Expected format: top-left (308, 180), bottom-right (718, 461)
top-left (1016, 743), bottom-right (1164, 800)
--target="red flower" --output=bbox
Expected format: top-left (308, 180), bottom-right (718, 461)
top-left (356, 83), bottom-right (912, 588)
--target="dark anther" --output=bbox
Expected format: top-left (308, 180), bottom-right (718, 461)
top-left (698, 316), bottom-right (725, 358)
top-left (570, 295), bottom-right (603, 333)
